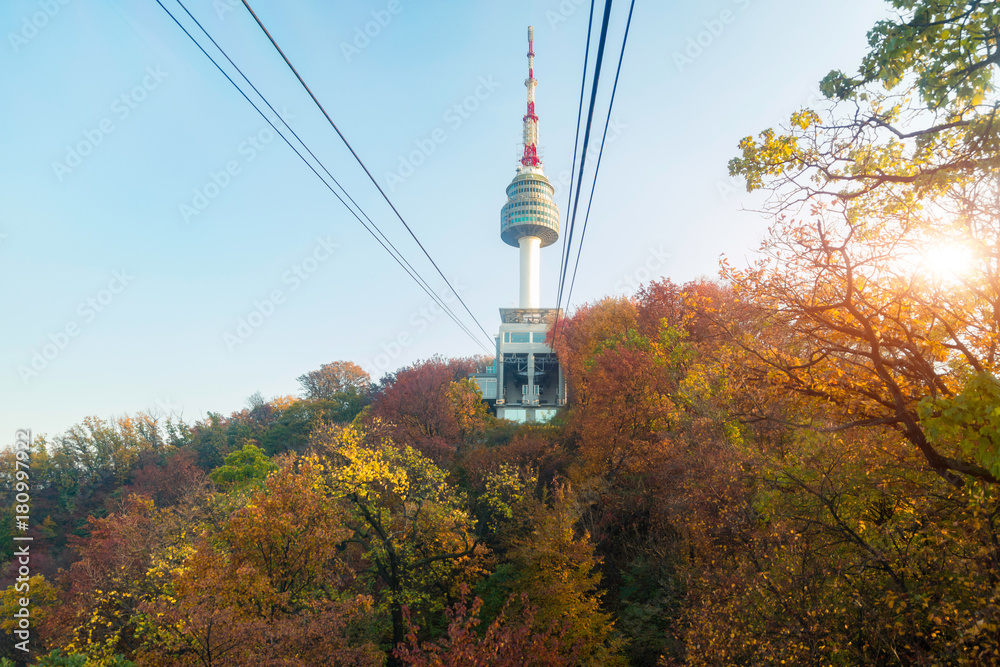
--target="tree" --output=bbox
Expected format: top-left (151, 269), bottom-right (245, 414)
top-left (208, 443), bottom-right (275, 490)
top-left (50, 414), bottom-right (167, 487)
top-left (553, 287), bottom-right (729, 479)
top-left (0, 574), bottom-right (59, 661)
top-left (141, 459), bottom-right (382, 666)
top-left (446, 379), bottom-right (493, 443)
top-left (395, 591), bottom-right (581, 667)
top-left (551, 297), bottom-right (639, 408)
top-left (46, 495), bottom-right (166, 662)
top-left (725, 0), bottom-right (1000, 487)
top-left (481, 483), bottom-right (624, 666)
top-left (720, 186), bottom-right (1000, 486)
top-left (679, 420), bottom-right (1000, 666)
top-left (369, 357), bottom-right (488, 464)
top-left (730, 1), bottom-right (1000, 211)
top-left (459, 424), bottom-right (568, 494)
top-left (313, 423), bottom-right (489, 660)
top-left (222, 457), bottom-right (351, 614)
top-left (548, 282), bottom-right (756, 664)
top-left (126, 449), bottom-right (206, 508)
top-left (714, 7), bottom-right (1000, 653)
top-left (259, 398), bottom-right (360, 455)
top-left (0, 651), bottom-right (134, 666)
top-left (297, 361), bottom-right (371, 400)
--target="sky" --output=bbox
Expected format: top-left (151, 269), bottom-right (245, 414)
top-left (0, 0), bottom-right (892, 445)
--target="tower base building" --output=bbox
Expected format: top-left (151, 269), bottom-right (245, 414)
top-left (471, 307), bottom-right (565, 423)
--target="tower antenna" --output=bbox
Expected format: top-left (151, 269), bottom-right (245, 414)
top-left (522, 26), bottom-right (540, 168)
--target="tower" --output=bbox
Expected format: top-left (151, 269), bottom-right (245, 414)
top-left (470, 26), bottom-right (565, 423)
top-left (499, 25), bottom-right (560, 309)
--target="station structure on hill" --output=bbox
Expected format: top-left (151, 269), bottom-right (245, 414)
top-left (471, 26), bottom-right (565, 423)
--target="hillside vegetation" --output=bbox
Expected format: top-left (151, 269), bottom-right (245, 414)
top-left (5, 1), bottom-right (1000, 664)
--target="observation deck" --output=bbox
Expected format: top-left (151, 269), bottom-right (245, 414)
top-left (500, 169), bottom-right (560, 248)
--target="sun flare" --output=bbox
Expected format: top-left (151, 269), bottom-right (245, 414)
top-left (922, 243), bottom-right (974, 282)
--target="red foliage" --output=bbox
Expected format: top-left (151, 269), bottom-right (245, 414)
top-left (552, 282), bottom-right (732, 478)
top-left (125, 449), bottom-right (204, 507)
top-left (370, 356), bottom-right (485, 464)
top-left (394, 592), bottom-right (580, 667)
top-left (581, 345), bottom-right (671, 475)
top-left (461, 427), bottom-right (567, 490)
top-left (65, 495), bottom-right (157, 591)
top-left (635, 279), bottom-right (724, 340)
top-left (43, 495), bottom-right (161, 654)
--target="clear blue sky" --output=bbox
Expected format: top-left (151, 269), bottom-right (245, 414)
top-left (1, 0), bottom-right (890, 444)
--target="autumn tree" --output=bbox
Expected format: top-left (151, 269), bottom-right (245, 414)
top-left (222, 457), bottom-right (351, 611)
top-left (689, 5), bottom-right (1000, 662)
top-left (481, 482), bottom-right (624, 666)
top-left (446, 378), bottom-right (494, 443)
top-left (547, 283), bottom-right (755, 663)
top-left (726, 0), bottom-right (1000, 487)
top-left (298, 361), bottom-right (371, 400)
top-left (720, 200), bottom-right (1000, 485)
top-left (395, 591), bottom-right (582, 667)
top-left (44, 495), bottom-right (167, 662)
top-left (477, 464), bottom-right (538, 534)
top-left (369, 356), bottom-right (491, 463)
top-left (552, 298), bottom-right (655, 476)
top-left (312, 423), bottom-right (489, 660)
top-left (142, 459), bottom-right (382, 666)
top-left (553, 286), bottom-right (732, 479)
top-left (0, 574), bottom-right (59, 661)
top-left (459, 424), bottom-right (568, 495)
top-left (551, 297), bottom-right (639, 408)
top-left (125, 449), bottom-right (206, 508)
top-left (679, 418), bottom-right (1000, 666)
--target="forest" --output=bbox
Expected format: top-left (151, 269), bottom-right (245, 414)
top-left (4, 1), bottom-right (1000, 664)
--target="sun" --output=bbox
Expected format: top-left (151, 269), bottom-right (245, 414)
top-left (922, 243), bottom-right (975, 283)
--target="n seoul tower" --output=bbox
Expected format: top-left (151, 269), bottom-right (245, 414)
top-left (500, 26), bottom-right (560, 309)
top-left (469, 26), bottom-right (565, 423)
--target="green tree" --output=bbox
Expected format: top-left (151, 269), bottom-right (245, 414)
top-left (208, 443), bottom-right (275, 490)
top-left (0, 651), bottom-right (134, 666)
top-left (730, 0), bottom-right (1000, 208)
top-left (259, 398), bottom-right (367, 456)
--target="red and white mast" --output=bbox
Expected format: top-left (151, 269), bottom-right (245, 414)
top-left (521, 26), bottom-right (540, 168)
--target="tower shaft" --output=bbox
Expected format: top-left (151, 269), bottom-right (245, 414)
top-left (518, 236), bottom-right (541, 308)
